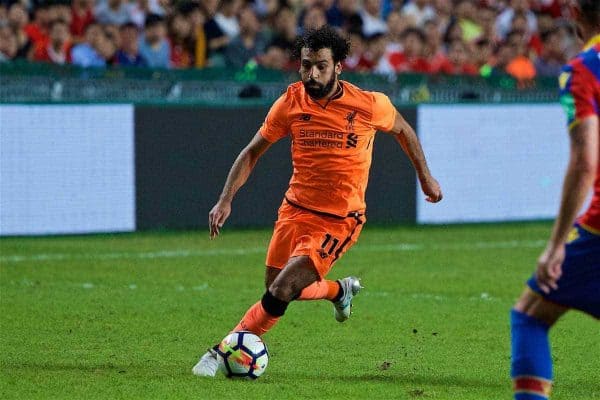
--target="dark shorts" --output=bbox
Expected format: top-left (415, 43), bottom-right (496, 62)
top-left (527, 224), bottom-right (600, 319)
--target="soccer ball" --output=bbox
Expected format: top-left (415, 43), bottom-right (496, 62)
top-left (215, 331), bottom-right (269, 379)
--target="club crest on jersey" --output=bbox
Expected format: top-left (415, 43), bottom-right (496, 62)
top-left (345, 111), bottom-right (358, 148)
top-left (345, 111), bottom-right (357, 128)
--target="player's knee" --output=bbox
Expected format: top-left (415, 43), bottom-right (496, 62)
top-left (512, 289), bottom-right (565, 327)
top-left (268, 280), bottom-right (297, 302)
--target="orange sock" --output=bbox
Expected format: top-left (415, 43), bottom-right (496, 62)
top-left (233, 301), bottom-right (280, 336)
top-left (297, 280), bottom-right (340, 301)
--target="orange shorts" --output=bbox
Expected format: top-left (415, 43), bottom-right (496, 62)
top-left (265, 199), bottom-right (366, 278)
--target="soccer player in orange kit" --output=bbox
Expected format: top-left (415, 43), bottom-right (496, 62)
top-left (193, 25), bottom-right (443, 376)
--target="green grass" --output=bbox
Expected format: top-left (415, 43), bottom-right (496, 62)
top-left (1, 223), bottom-right (598, 399)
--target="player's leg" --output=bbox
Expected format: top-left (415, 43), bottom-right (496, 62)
top-left (265, 265), bottom-right (344, 303)
top-left (233, 255), bottom-right (319, 335)
top-left (510, 224), bottom-right (600, 399)
top-left (510, 288), bottom-right (567, 400)
top-left (265, 266), bottom-right (279, 288)
top-left (193, 257), bottom-right (318, 377)
top-left (268, 263), bottom-right (362, 323)
top-left (293, 214), bottom-right (366, 321)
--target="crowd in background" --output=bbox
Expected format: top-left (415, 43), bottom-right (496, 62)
top-left (0, 0), bottom-right (582, 79)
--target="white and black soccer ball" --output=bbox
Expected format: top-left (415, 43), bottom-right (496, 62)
top-left (216, 331), bottom-right (269, 379)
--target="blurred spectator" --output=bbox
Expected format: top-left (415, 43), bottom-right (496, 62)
top-left (400, 0), bottom-right (436, 28)
top-left (128, 0), bottom-right (166, 29)
top-left (324, 0), bottom-right (345, 28)
top-left (301, 5), bottom-right (327, 32)
top-left (320, 0), bottom-right (338, 28)
top-left (33, 18), bottom-right (71, 64)
top-left (139, 13), bottom-right (170, 68)
top-left (202, 0), bottom-right (230, 65)
top-left (94, 0), bottom-right (130, 26)
top-left (504, 30), bottom-right (537, 80)
top-left (254, 0), bottom-right (283, 23)
top-left (495, 0), bottom-right (537, 40)
top-left (510, 11), bottom-right (543, 55)
top-left (360, 0), bottom-right (387, 36)
top-left (386, 10), bottom-right (412, 53)
top-left (8, 2), bottom-right (33, 59)
top-left (52, 3), bottom-right (73, 32)
top-left (537, 0), bottom-right (572, 19)
top-left (436, 39), bottom-right (478, 75)
top-left (443, 18), bottom-right (463, 46)
top-left (0, 24), bottom-right (18, 62)
top-left (335, 0), bottom-right (363, 33)
top-left (343, 29), bottom-right (366, 71)
top-left (24, 2), bottom-right (50, 47)
top-left (364, 31), bottom-right (396, 74)
top-left (224, 5), bottom-right (267, 68)
top-left (214, 0), bottom-right (243, 39)
top-left (97, 25), bottom-right (118, 64)
top-left (534, 27), bottom-right (565, 76)
top-left (0, 0), bottom-right (579, 77)
top-left (389, 27), bottom-right (431, 72)
top-left (178, 1), bottom-right (208, 68)
top-left (423, 18), bottom-right (448, 72)
top-left (556, 21), bottom-right (579, 60)
top-left (104, 23), bottom-right (121, 49)
top-left (71, 22), bottom-right (107, 67)
top-left (477, 6), bottom-right (498, 43)
top-left (473, 37), bottom-right (495, 75)
top-left (115, 22), bottom-right (146, 66)
top-left (169, 11), bottom-right (194, 68)
top-left (269, 6), bottom-right (297, 52)
top-left (259, 44), bottom-right (293, 70)
top-left (71, 0), bottom-right (95, 41)
top-left (433, 0), bottom-right (452, 35)
top-left (535, 10), bottom-right (555, 35)
top-left (454, 0), bottom-right (482, 42)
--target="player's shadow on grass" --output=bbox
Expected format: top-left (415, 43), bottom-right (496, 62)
top-left (4, 362), bottom-right (130, 374)
top-left (323, 372), bottom-right (506, 389)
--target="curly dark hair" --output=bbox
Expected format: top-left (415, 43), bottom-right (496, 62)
top-left (292, 25), bottom-right (351, 64)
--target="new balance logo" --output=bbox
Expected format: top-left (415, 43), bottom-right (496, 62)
top-left (300, 114), bottom-right (311, 121)
top-left (346, 133), bottom-right (358, 148)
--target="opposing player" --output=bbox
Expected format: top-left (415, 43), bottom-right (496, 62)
top-left (193, 26), bottom-right (443, 376)
top-left (510, 1), bottom-right (600, 399)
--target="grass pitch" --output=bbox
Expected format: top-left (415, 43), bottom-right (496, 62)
top-left (1, 223), bottom-right (598, 400)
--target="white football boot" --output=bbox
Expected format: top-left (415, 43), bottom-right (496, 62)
top-left (333, 276), bottom-right (363, 322)
top-left (192, 348), bottom-right (218, 377)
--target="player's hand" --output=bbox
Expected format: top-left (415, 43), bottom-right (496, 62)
top-left (535, 244), bottom-right (565, 294)
top-left (419, 176), bottom-right (443, 203)
top-left (208, 200), bottom-right (231, 239)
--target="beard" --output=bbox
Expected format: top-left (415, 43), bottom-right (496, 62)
top-left (303, 72), bottom-right (337, 99)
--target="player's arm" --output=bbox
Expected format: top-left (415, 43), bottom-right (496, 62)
top-left (536, 115), bottom-right (598, 292)
top-left (209, 132), bottom-right (273, 238)
top-left (390, 111), bottom-right (443, 203)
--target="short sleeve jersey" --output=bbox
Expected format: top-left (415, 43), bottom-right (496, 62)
top-left (558, 35), bottom-right (600, 232)
top-left (259, 80), bottom-right (396, 217)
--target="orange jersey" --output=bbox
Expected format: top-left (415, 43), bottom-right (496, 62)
top-left (259, 80), bottom-right (397, 217)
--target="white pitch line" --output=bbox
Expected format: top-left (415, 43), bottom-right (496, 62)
top-left (0, 239), bottom-right (546, 264)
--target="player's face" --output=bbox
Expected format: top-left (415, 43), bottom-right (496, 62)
top-left (300, 47), bottom-right (341, 99)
